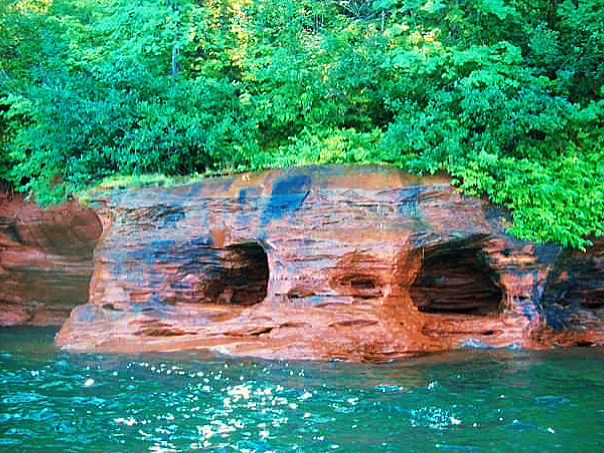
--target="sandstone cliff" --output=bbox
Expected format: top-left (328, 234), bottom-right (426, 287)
top-left (50, 166), bottom-right (603, 361)
top-left (0, 188), bottom-right (102, 325)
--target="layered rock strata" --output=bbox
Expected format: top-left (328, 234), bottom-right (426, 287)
top-left (54, 166), bottom-right (603, 360)
top-left (0, 188), bottom-right (102, 325)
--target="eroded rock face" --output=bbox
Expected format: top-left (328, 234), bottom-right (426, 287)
top-left (55, 166), bottom-right (604, 360)
top-left (0, 189), bottom-right (102, 325)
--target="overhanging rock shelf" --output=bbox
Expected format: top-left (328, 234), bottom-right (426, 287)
top-left (53, 165), bottom-right (604, 361)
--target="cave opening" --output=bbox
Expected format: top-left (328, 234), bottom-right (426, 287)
top-left (541, 238), bottom-right (604, 312)
top-left (198, 242), bottom-right (269, 306)
top-left (409, 238), bottom-right (503, 315)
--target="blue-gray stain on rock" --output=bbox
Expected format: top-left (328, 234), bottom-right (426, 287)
top-left (262, 174), bottom-right (311, 225)
top-left (396, 186), bottom-right (422, 217)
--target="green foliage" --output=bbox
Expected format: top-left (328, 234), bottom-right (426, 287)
top-left (8, 70), bottom-right (255, 203)
top-left (249, 126), bottom-right (383, 169)
top-left (376, 35), bottom-right (604, 247)
top-left (1, 0), bottom-right (259, 203)
top-left (1, 0), bottom-right (603, 247)
top-left (0, 94), bottom-right (30, 177)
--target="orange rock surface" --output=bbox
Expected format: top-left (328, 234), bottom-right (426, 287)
top-left (50, 166), bottom-right (603, 361)
top-left (0, 189), bottom-right (102, 325)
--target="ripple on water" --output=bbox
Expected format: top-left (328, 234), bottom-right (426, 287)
top-left (1, 328), bottom-right (604, 452)
top-left (2, 390), bottom-right (44, 405)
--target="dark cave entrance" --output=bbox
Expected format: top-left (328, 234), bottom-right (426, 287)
top-left (409, 237), bottom-right (503, 315)
top-left (198, 242), bottom-right (269, 306)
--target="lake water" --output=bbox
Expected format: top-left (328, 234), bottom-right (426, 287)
top-left (1, 327), bottom-right (603, 452)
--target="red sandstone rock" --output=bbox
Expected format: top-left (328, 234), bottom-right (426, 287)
top-left (0, 189), bottom-right (102, 325)
top-left (53, 166), bottom-right (604, 360)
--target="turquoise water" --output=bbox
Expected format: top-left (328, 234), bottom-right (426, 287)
top-left (1, 327), bottom-right (603, 452)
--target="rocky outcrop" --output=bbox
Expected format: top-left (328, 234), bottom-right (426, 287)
top-left (0, 188), bottom-right (102, 325)
top-left (54, 165), bottom-right (604, 360)
top-left (536, 239), bottom-right (604, 346)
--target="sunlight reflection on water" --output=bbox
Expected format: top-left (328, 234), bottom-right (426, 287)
top-left (1, 327), bottom-right (603, 452)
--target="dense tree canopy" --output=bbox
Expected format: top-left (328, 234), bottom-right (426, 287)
top-left (1, 0), bottom-right (603, 247)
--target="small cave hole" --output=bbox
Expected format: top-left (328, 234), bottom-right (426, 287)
top-left (197, 242), bottom-right (269, 306)
top-left (410, 238), bottom-right (503, 315)
top-left (334, 273), bottom-right (383, 299)
top-left (5, 223), bottom-right (22, 244)
top-left (287, 287), bottom-right (316, 300)
top-left (583, 289), bottom-right (604, 309)
top-left (541, 263), bottom-right (604, 310)
top-left (329, 252), bottom-right (385, 299)
top-left (348, 277), bottom-right (376, 290)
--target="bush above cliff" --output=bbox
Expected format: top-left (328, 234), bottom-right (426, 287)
top-left (1, 0), bottom-right (603, 247)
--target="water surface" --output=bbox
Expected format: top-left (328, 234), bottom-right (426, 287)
top-left (1, 327), bottom-right (603, 452)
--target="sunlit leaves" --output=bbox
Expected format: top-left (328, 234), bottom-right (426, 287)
top-left (0, 0), bottom-right (603, 247)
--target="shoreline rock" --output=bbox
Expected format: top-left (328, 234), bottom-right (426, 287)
top-left (0, 189), bottom-right (102, 326)
top-left (48, 165), bottom-right (603, 361)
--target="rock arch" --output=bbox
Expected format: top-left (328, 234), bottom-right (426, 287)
top-left (194, 242), bottom-right (269, 306)
top-left (410, 236), bottom-right (503, 315)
